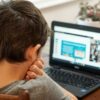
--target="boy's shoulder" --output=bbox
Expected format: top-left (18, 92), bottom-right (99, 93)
top-left (0, 76), bottom-right (48, 96)
top-left (0, 75), bottom-right (69, 100)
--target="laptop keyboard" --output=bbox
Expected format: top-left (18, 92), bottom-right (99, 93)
top-left (45, 67), bottom-right (100, 89)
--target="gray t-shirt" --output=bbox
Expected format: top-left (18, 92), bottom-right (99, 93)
top-left (0, 75), bottom-right (71, 100)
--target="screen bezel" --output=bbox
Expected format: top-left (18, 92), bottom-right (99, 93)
top-left (49, 21), bottom-right (100, 75)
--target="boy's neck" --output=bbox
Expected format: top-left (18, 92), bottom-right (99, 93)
top-left (0, 60), bottom-right (29, 88)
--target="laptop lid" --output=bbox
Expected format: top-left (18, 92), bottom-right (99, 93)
top-left (49, 21), bottom-right (100, 75)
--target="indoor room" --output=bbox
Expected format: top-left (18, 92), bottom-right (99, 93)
top-left (0, 0), bottom-right (100, 100)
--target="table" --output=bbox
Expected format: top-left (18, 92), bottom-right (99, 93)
top-left (82, 88), bottom-right (100, 100)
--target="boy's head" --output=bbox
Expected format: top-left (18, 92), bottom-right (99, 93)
top-left (0, 0), bottom-right (49, 63)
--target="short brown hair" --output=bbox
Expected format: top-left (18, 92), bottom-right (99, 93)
top-left (0, 0), bottom-right (49, 62)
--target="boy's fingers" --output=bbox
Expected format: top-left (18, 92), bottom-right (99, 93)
top-left (35, 60), bottom-right (44, 69)
top-left (38, 57), bottom-right (44, 64)
top-left (32, 59), bottom-right (44, 69)
top-left (35, 57), bottom-right (44, 65)
top-left (25, 75), bottom-right (30, 80)
top-left (27, 71), bottom-right (37, 79)
top-left (29, 65), bottom-right (43, 75)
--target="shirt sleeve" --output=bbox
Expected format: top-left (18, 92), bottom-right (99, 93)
top-left (41, 74), bottom-right (71, 100)
top-left (19, 75), bottom-right (71, 100)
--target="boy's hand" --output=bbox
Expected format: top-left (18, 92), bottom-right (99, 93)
top-left (25, 58), bottom-right (44, 80)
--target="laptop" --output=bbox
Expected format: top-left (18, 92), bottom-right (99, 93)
top-left (44, 21), bottom-right (100, 98)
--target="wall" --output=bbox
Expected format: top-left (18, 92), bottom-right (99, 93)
top-left (40, 0), bottom-right (99, 26)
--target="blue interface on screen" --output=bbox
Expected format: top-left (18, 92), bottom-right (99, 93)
top-left (52, 26), bottom-right (100, 69)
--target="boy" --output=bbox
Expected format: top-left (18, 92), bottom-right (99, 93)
top-left (0, 0), bottom-right (77, 100)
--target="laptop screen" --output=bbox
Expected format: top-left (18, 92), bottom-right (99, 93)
top-left (50, 21), bottom-right (100, 74)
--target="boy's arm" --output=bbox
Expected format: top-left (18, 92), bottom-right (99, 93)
top-left (57, 83), bottom-right (78, 100)
top-left (43, 72), bottom-right (78, 100)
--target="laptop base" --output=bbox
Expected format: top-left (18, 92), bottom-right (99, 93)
top-left (44, 67), bottom-right (100, 98)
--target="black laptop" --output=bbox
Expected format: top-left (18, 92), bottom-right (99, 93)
top-left (45, 21), bottom-right (100, 98)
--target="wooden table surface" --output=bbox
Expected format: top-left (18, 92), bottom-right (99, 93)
top-left (82, 88), bottom-right (100, 100)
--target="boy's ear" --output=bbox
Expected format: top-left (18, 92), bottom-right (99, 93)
top-left (26, 44), bottom-right (41, 60)
top-left (33, 44), bottom-right (41, 53)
